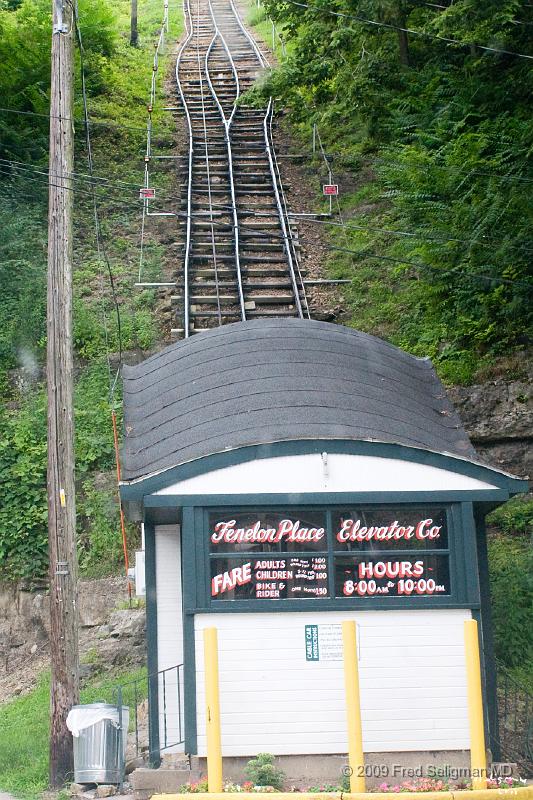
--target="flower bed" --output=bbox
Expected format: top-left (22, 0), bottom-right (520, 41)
top-left (178, 778), bottom-right (528, 794)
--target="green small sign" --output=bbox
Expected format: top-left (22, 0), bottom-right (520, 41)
top-left (305, 624), bottom-right (319, 661)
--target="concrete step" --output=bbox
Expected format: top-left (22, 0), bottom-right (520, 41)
top-left (131, 765), bottom-right (200, 800)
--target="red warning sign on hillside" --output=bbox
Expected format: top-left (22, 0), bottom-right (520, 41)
top-left (323, 184), bottom-right (338, 196)
top-left (139, 187), bottom-right (156, 199)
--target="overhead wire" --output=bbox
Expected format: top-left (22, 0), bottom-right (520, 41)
top-left (4, 137), bottom-right (533, 185)
top-left (2, 166), bottom-right (532, 285)
top-left (3, 102), bottom-right (531, 151)
top-left (69, 0), bottom-right (123, 399)
top-left (0, 106), bottom-right (175, 136)
top-left (70, 0), bottom-right (110, 390)
top-left (2, 182), bottom-right (530, 290)
top-left (3, 157), bottom-right (533, 258)
top-left (274, 0), bottom-right (533, 60)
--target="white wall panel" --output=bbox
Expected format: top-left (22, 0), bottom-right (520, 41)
top-left (194, 609), bottom-right (471, 756)
top-left (156, 453), bottom-right (497, 495)
top-left (155, 525), bottom-right (184, 752)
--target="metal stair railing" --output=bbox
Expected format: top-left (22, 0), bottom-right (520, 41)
top-left (492, 664), bottom-right (533, 777)
top-left (112, 662), bottom-right (185, 776)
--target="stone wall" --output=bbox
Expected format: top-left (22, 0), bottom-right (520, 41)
top-left (447, 377), bottom-right (532, 480)
top-left (0, 576), bottom-right (146, 701)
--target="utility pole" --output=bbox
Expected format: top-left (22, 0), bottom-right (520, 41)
top-left (130, 0), bottom-right (138, 46)
top-left (47, 0), bottom-right (79, 787)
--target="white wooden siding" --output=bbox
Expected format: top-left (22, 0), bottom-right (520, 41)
top-left (155, 453), bottom-right (497, 495)
top-left (194, 609), bottom-right (471, 756)
top-left (155, 525), bottom-right (184, 752)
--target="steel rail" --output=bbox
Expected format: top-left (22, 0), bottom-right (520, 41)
top-left (266, 104), bottom-right (310, 317)
top-left (140, 0), bottom-right (170, 284)
top-left (223, 0), bottom-right (305, 318)
top-left (195, 0), bottom-right (223, 325)
top-left (204, 0), bottom-right (246, 321)
top-left (175, 0), bottom-right (196, 336)
top-left (269, 101), bottom-right (311, 319)
top-left (262, 100), bottom-right (304, 318)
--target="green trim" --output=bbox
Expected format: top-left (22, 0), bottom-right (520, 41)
top-left (120, 440), bottom-right (528, 501)
top-left (191, 600), bottom-right (480, 612)
top-left (143, 489), bottom-right (510, 508)
top-left (144, 522), bottom-right (161, 768)
top-left (474, 513), bottom-right (501, 760)
top-left (182, 507), bottom-right (198, 755)
top-left (455, 503), bottom-right (479, 605)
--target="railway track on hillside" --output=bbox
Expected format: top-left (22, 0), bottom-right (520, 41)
top-left (173, 0), bottom-right (309, 336)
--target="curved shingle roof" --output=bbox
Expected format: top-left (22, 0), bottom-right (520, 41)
top-left (121, 319), bottom-right (477, 482)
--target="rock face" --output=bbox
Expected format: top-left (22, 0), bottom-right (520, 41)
top-left (447, 379), bottom-right (532, 479)
top-left (0, 577), bottom-right (146, 702)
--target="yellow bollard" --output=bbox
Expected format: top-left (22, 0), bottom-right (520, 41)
top-left (204, 627), bottom-right (223, 792)
top-left (464, 619), bottom-right (488, 790)
top-left (342, 620), bottom-right (365, 792)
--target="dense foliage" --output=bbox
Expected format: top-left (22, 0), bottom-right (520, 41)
top-left (252, 0), bottom-right (532, 382)
top-left (0, 363), bottom-right (126, 581)
top-left (0, 0), bottom-right (117, 162)
top-left (0, 0), bottom-right (178, 582)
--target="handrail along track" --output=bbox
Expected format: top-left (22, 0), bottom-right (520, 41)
top-left (175, 0), bottom-right (195, 336)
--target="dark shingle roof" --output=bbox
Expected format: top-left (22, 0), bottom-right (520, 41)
top-left (121, 319), bottom-right (477, 482)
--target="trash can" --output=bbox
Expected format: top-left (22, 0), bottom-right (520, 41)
top-left (66, 702), bottom-right (130, 784)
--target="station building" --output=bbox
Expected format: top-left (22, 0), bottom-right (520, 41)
top-left (119, 319), bottom-right (527, 778)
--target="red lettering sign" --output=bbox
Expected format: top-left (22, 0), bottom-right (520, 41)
top-left (139, 187), bottom-right (155, 199)
top-left (336, 518), bottom-right (442, 543)
top-left (323, 184), bottom-right (338, 196)
top-left (211, 519), bottom-right (325, 546)
top-left (338, 557), bottom-right (449, 598)
top-left (211, 562), bottom-right (252, 596)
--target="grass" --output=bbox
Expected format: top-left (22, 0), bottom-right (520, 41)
top-left (0, 668), bottom-right (147, 799)
top-left (246, 2), bottom-right (295, 64)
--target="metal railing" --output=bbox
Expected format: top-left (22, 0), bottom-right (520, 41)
top-left (112, 663), bottom-right (185, 773)
top-left (493, 666), bottom-right (533, 776)
top-left (175, 0), bottom-right (195, 335)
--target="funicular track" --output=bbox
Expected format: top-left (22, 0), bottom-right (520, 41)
top-left (174, 0), bottom-right (308, 336)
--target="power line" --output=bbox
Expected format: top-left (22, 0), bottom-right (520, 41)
top-left (2, 161), bottom-right (533, 257)
top-left (274, 0), bottom-right (533, 60)
top-left (1, 172), bottom-right (529, 290)
top-left (5, 126), bottom-right (533, 185)
top-left (1, 102), bottom-right (529, 151)
top-left (2, 158), bottom-right (532, 266)
top-left (362, 153), bottom-right (533, 184)
top-left (0, 106), bottom-right (174, 136)
top-left (3, 156), bottom-right (533, 246)
top-left (70, 0), bottom-right (121, 394)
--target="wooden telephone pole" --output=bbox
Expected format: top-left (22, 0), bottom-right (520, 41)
top-left (130, 0), bottom-right (138, 46)
top-left (47, 0), bottom-right (79, 786)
